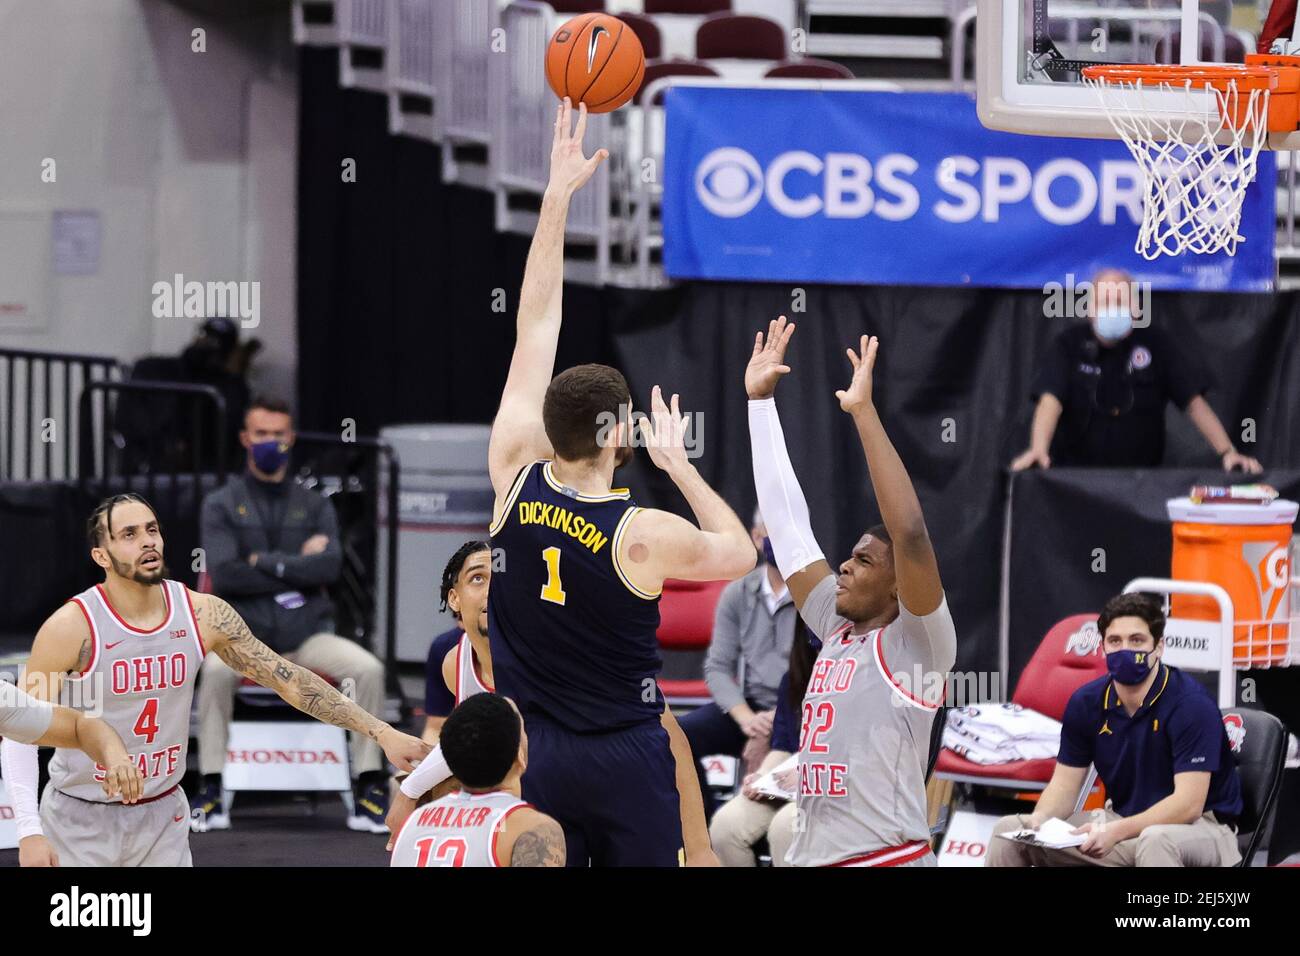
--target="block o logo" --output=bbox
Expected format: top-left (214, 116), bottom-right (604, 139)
top-left (695, 147), bottom-right (764, 218)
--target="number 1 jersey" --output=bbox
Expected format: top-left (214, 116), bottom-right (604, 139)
top-left (488, 460), bottom-right (663, 733)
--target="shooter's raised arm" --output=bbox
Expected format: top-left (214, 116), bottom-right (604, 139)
top-left (487, 99), bottom-right (608, 498)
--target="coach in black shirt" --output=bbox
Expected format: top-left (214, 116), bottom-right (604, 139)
top-left (1011, 269), bottom-right (1262, 472)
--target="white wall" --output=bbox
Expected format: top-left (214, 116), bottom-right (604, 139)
top-left (0, 0), bottom-right (298, 403)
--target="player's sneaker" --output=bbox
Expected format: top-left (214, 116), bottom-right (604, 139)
top-left (347, 780), bottom-right (390, 834)
top-left (189, 778), bottom-right (230, 832)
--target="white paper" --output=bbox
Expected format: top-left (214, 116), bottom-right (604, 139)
top-left (750, 753), bottom-right (798, 800)
top-left (997, 817), bottom-right (1087, 849)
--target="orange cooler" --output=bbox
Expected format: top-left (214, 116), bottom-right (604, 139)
top-left (1166, 498), bottom-right (1297, 667)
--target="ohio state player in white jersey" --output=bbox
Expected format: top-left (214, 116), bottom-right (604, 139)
top-left (3, 493), bottom-right (430, 867)
top-left (386, 540), bottom-right (494, 844)
top-left (391, 693), bottom-right (564, 867)
top-left (746, 319), bottom-right (956, 867)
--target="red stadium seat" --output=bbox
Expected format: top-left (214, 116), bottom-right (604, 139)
top-left (645, 0), bottom-right (730, 13)
top-left (619, 11), bottom-right (663, 60)
top-left (656, 578), bottom-right (729, 705)
top-left (695, 13), bottom-right (786, 61)
top-left (635, 58), bottom-right (720, 104)
top-left (764, 58), bottom-right (855, 80)
top-left (934, 613), bottom-right (1108, 788)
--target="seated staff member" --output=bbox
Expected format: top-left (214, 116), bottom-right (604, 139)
top-left (987, 592), bottom-right (1244, 867)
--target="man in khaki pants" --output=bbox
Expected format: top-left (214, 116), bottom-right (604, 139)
top-left (194, 396), bottom-right (389, 834)
top-left (987, 593), bottom-right (1243, 867)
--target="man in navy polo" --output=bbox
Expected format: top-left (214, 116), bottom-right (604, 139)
top-left (986, 592), bottom-right (1243, 867)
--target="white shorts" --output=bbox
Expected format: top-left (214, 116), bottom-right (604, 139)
top-left (41, 781), bottom-right (193, 867)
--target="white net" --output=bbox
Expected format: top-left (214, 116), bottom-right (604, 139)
top-left (1083, 72), bottom-right (1270, 259)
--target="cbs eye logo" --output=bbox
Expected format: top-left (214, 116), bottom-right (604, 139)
top-left (694, 147), bottom-right (764, 218)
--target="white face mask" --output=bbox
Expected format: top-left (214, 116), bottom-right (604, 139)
top-left (1094, 308), bottom-right (1133, 342)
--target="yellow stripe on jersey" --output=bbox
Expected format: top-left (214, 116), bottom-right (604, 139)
top-left (542, 461), bottom-right (631, 502)
top-left (489, 461), bottom-right (540, 537)
top-left (517, 501), bottom-right (611, 554)
top-left (611, 506), bottom-right (661, 600)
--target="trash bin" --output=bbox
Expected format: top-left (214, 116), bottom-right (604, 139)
top-left (1167, 497), bottom-right (1298, 667)
top-left (376, 424), bottom-right (494, 666)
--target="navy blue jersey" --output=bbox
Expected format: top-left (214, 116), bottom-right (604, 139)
top-left (488, 460), bottom-right (663, 733)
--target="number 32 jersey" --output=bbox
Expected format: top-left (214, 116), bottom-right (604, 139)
top-left (51, 580), bottom-right (205, 802)
top-left (488, 460), bottom-right (663, 733)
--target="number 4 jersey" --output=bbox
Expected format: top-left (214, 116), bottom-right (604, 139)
top-left (50, 580), bottom-right (205, 802)
top-left (487, 460), bottom-right (663, 733)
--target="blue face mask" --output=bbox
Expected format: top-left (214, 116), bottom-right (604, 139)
top-left (1106, 648), bottom-right (1156, 685)
top-left (250, 439), bottom-right (290, 475)
top-left (1095, 308), bottom-right (1134, 343)
top-left (761, 536), bottom-right (776, 566)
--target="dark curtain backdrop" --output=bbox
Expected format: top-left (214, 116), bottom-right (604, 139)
top-left (297, 48), bottom-right (1300, 677)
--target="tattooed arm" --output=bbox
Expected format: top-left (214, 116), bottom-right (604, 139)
top-left (500, 809), bottom-right (567, 867)
top-left (191, 591), bottom-right (430, 772)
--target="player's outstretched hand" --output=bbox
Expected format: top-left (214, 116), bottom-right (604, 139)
top-left (834, 334), bottom-right (879, 415)
top-left (547, 98), bottom-right (608, 199)
top-left (18, 834), bottom-right (58, 867)
top-left (101, 755), bottom-right (145, 804)
top-left (379, 727), bottom-right (431, 774)
top-left (745, 316), bottom-right (796, 400)
top-left (385, 791), bottom-right (419, 851)
top-left (640, 385), bottom-right (692, 476)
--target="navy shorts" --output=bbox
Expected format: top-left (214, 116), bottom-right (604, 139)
top-left (521, 713), bottom-right (683, 867)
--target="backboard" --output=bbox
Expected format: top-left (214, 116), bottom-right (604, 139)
top-left (975, 0), bottom-right (1299, 146)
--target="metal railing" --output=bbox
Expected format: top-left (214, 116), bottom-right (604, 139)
top-left (77, 380), bottom-right (228, 502)
top-left (493, 1), bottom-right (615, 283)
top-left (338, 0), bottom-right (390, 91)
top-left (0, 348), bottom-right (121, 481)
top-left (438, 0), bottom-right (502, 184)
top-left (388, 0), bottom-right (438, 140)
top-left (291, 431), bottom-right (403, 701)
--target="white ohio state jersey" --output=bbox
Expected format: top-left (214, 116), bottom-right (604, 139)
top-left (390, 790), bottom-right (531, 868)
top-left (49, 580), bottom-right (205, 802)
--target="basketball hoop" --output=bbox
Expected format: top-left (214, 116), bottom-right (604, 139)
top-left (1082, 59), bottom-right (1300, 259)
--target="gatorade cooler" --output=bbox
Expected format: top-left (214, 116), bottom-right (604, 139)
top-left (1166, 497), bottom-right (1298, 667)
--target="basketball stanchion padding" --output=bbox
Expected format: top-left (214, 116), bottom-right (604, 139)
top-left (1082, 59), bottom-right (1300, 259)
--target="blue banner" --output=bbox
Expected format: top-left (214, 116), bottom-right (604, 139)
top-left (662, 88), bottom-right (1275, 291)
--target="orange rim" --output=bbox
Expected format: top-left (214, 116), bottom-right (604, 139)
top-left (1082, 63), bottom-right (1278, 92)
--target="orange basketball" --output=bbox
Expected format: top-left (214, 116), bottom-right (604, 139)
top-left (545, 13), bottom-right (645, 114)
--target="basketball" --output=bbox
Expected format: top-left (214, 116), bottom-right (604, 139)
top-left (545, 13), bottom-right (645, 114)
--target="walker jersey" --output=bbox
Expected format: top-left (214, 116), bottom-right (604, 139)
top-left (390, 789), bottom-right (532, 867)
top-left (50, 580), bottom-right (205, 802)
top-left (488, 460), bottom-right (663, 732)
top-left (790, 575), bottom-right (957, 867)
